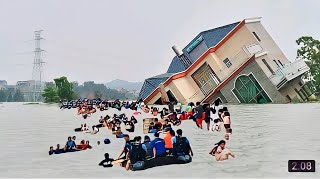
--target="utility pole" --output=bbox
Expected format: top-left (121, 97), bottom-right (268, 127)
top-left (32, 30), bottom-right (45, 102)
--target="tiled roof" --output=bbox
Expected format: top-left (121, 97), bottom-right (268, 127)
top-left (166, 56), bottom-right (186, 73)
top-left (138, 73), bottom-right (174, 100)
top-left (140, 21), bottom-right (241, 101)
top-left (183, 21), bottom-right (240, 52)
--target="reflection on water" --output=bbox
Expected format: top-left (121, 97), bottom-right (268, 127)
top-left (0, 103), bottom-right (319, 178)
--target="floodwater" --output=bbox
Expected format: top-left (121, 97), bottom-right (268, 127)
top-left (0, 102), bottom-right (319, 178)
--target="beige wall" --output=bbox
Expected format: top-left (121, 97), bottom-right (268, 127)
top-left (214, 25), bottom-right (257, 81)
top-left (147, 92), bottom-right (161, 105)
top-left (245, 21), bottom-right (290, 69)
top-left (278, 76), bottom-right (304, 101)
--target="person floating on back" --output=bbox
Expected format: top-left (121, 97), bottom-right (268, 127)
top-left (209, 140), bottom-right (234, 161)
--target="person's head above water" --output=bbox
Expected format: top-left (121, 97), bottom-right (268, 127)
top-left (196, 102), bottom-right (201, 106)
top-left (104, 153), bottom-right (109, 159)
top-left (154, 132), bottom-right (160, 138)
top-left (97, 141), bottom-right (100, 145)
top-left (86, 141), bottom-right (90, 145)
top-left (81, 124), bottom-right (83, 127)
top-left (123, 134), bottom-right (129, 141)
top-left (214, 119), bottom-right (219, 123)
top-left (218, 109), bottom-right (224, 114)
top-left (50, 146), bottom-right (53, 150)
top-left (134, 136), bottom-right (142, 143)
top-left (144, 135), bottom-right (150, 142)
top-left (215, 140), bottom-right (226, 148)
top-left (150, 122), bottom-right (154, 126)
top-left (224, 134), bottom-right (230, 140)
top-left (68, 136), bottom-right (71, 141)
top-left (169, 129), bottom-right (175, 136)
top-left (57, 144), bottom-right (60, 149)
top-left (223, 107), bottom-right (228, 112)
top-left (72, 136), bottom-right (76, 140)
top-left (176, 129), bottom-right (183, 136)
top-left (154, 118), bottom-right (158, 122)
top-left (224, 111), bottom-right (230, 116)
top-left (210, 107), bottom-right (217, 114)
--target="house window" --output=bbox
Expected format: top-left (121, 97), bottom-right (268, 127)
top-left (294, 88), bottom-right (306, 101)
top-left (223, 58), bottom-right (232, 68)
top-left (273, 60), bottom-right (281, 68)
top-left (252, 32), bottom-right (261, 42)
top-left (298, 82), bottom-right (303, 87)
top-left (262, 59), bottom-right (275, 74)
top-left (278, 60), bottom-right (284, 67)
top-left (286, 95), bottom-right (292, 102)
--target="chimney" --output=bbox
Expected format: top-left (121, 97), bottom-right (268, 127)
top-left (172, 45), bottom-right (183, 57)
top-left (172, 45), bottom-right (193, 69)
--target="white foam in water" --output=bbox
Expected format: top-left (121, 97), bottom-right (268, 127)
top-left (0, 102), bottom-right (319, 178)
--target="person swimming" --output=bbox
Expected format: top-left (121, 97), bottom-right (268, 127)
top-left (209, 140), bottom-right (234, 161)
top-left (99, 153), bottom-right (114, 168)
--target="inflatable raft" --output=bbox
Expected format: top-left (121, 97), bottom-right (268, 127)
top-left (114, 155), bottom-right (192, 171)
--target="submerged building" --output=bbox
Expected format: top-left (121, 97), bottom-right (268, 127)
top-left (138, 17), bottom-right (313, 105)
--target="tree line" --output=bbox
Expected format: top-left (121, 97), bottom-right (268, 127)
top-left (0, 89), bottom-right (25, 102)
top-left (42, 77), bottom-right (138, 103)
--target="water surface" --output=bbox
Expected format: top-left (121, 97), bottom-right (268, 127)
top-left (0, 103), bottom-right (319, 178)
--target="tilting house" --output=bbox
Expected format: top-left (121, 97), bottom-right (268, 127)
top-left (138, 17), bottom-right (313, 105)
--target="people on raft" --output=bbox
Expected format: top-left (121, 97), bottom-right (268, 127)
top-left (99, 153), bottom-right (114, 168)
top-left (209, 140), bottom-right (234, 161)
top-left (164, 129), bottom-right (175, 155)
top-left (151, 132), bottom-right (166, 158)
top-left (117, 134), bottom-right (132, 160)
top-left (172, 129), bottom-right (193, 158)
top-left (142, 135), bottom-right (153, 159)
top-left (125, 136), bottom-right (147, 171)
top-left (55, 144), bottom-right (64, 154)
top-left (49, 146), bottom-right (55, 155)
top-left (66, 136), bottom-right (77, 150)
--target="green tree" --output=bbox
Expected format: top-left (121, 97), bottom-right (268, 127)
top-left (42, 87), bottom-right (60, 103)
top-left (296, 36), bottom-right (320, 97)
top-left (7, 91), bottom-right (13, 102)
top-left (13, 89), bottom-right (25, 102)
top-left (54, 76), bottom-right (74, 100)
top-left (0, 90), bottom-right (6, 102)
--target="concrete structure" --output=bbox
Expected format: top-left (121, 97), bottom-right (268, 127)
top-left (139, 17), bottom-right (313, 105)
top-left (16, 80), bottom-right (37, 102)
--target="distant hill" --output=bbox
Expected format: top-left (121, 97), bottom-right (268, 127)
top-left (105, 79), bottom-right (143, 91)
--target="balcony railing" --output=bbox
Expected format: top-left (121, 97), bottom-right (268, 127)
top-left (269, 59), bottom-right (310, 89)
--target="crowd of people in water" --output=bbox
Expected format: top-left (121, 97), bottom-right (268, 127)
top-left (51, 98), bottom-right (235, 170)
top-left (49, 136), bottom-right (92, 155)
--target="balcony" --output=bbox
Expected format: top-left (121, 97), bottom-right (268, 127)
top-left (269, 59), bottom-right (310, 89)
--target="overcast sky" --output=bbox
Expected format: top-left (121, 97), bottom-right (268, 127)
top-left (1, 0), bottom-right (319, 85)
